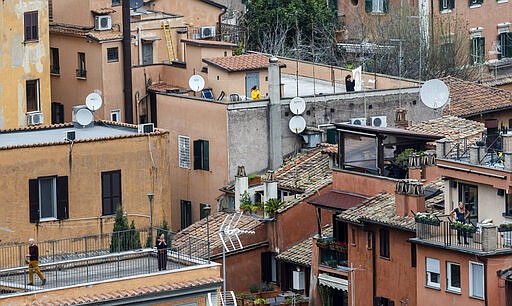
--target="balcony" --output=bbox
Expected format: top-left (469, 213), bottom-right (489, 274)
top-left (0, 228), bottom-right (209, 297)
top-left (412, 220), bottom-right (512, 254)
top-left (317, 237), bottom-right (349, 270)
top-left (76, 69), bottom-right (87, 79)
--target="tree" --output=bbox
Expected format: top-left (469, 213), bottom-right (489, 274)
top-left (264, 198), bottom-right (284, 218)
top-left (110, 207), bottom-right (141, 252)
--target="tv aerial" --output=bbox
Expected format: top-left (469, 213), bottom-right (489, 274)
top-left (130, 0), bottom-right (144, 9)
top-left (85, 92), bottom-right (103, 111)
top-left (420, 79), bottom-right (449, 109)
top-left (188, 75), bottom-right (205, 92)
top-left (289, 116), bottom-right (306, 134)
top-left (289, 97), bottom-right (306, 115)
top-left (75, 108), bottom-right (94, 127)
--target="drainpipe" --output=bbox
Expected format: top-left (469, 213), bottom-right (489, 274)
top-left (122, 0), bottom-right (134, 123)
top-left (217, 6), bottom-right (227, 40)
top-left (481, 257), bottom-right (488, 306)
top-left (371, 230), bottom-right (376, 302)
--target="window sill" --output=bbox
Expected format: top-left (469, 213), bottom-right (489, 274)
top-left (498, 0), bottom-right (508, 3)
top-left (502, 213), bottom-right (512, 219)
top-left (446, 288), bottom-right (461, 295)
top-left (440, 9), bottom-right (453, 13)
top-left (469, 4), bottom-right (482, 8)
top-left (50, 72), bottom-right (60, 77)
top-left (379, 256), bottom-right (390, 261)
top-left (369, 11), bottom-right (386, 15)
top-left (24, 39), bottom-right (40, 44)
top-left (76, 77), bottom-right (87, 80)
top-left (469, 295), bottom-right (485, 301)
top-left (100, 214), bottom-right (115, 219)
top-left (39, 217), bottom-right (58, 222)
top-left (425, 285), bottom-right (441, 291)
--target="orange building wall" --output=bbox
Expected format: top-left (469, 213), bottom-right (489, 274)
top-left (149, 0), bottom-right (223, 29)
top-left (332, 170), bottom-right (397, 196)
top-left (0, 131), bottom-right (170, 243)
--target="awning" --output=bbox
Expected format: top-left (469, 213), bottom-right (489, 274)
top-left (318, 273), bottom-right (348, 292)
top-left (141, 36), bottom-right (160, 41)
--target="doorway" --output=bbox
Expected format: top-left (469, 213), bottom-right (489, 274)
top-left (245, 72), bottom-right (259, 98)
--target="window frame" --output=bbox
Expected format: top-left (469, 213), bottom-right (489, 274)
top-left (498, 32), bottom-right (512, 59)
top-left (180, 200), bottom-right (192, 229)
top-left (440, 0), bottom-right (455, 10)
top-left (379, 228), bottom-right (390, 259)
top-left (107, 47), bottom-right (119, 63)
top-left (469, 261), bottom-right (485, 299)
top-left (24, 11), bottom-right (39, 42)
top-left (471, 37), bottom-right (485, 65)
top-left (365, 0), bottom-right (389, 13)
top-left (29, 176), bottom-right (68, 223)
top-left (26, 79), bottom-right (40, 113)
top-left (101, 170), bottom-right (122, 216)
top-left (178, 135), bottom-right (191, 169)
top-left (426, 257), bottom-right (441, 289)
top-left (50, 47), bottom-right (60, 75)
top-left (446, 262), bottom-right (461, 293)
top-left (77, 52), bottom-right (87, 79)
top-left (112, 0), bottom-right (121, 6)
top-left (110, 109), bottom-right (121, 122)
top-left (193, 139), bottom-right (210, 171)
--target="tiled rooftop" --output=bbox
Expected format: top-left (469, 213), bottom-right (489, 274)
top-left (50, 23), bottom-right (122, 42)
top-left (276, 234), bottom-right (314, 267)
top-left (202, 53), bottom-right (285, 72)
top-left (338, 180), bottom-right (444, 231)
top-left (408, 115), bottom-right (485, 145)
top-left (90, 7), bottom-right (116, 15)
top-left (442, 76), bottom-right (512, 118)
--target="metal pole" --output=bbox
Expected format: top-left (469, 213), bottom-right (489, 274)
top-left (206, 214), bottom-right (211, 264)
top-left (122, 0), bottom-right (134, 123)
top-left (147, 193), bottom-right (154, 248)
top-left (222, 231), bottom-right (227, 306)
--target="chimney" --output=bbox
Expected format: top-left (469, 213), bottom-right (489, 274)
top-left (395, 108), bottom-right (408, 128)
top-left (435, 140), bottom-right (446, 159)
top-left (395, 179), bottom-right (425, 217)
top-left (234, 166), bottom-right (248, 212)
top-left (503, 134), bottom-right (512, 171)
top-left (263, 170), bottom-right (278, 218)
top-left (268, 56), bottom-right (283, 170)
top-left (469, 145), bottom-right (481, 164)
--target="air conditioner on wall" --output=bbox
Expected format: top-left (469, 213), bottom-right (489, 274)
top-left (138, 123), bottom-right (155, 134)
top-left (371, 116), bottom-right (387, 127)
top-left (95, 15), bottom-right (112, 31)
top-left (350, 117), bottom-right (366, 126)
top-left (200, 26), bottom-right (216, 38)
top-left (27, 112), bottom-right (44, 125)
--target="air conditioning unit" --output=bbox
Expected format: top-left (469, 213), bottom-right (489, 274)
top-left (95, 15), bottom-right (112, 31)
top-left (292, 270), bottom-right (305, 290)
top-left (138, 123), bottom-right (155, 134)
top-left (371, 116), bottom-right (387, 127)
top-left (200, 26), bottom-right (216, 38)
top-left (27, 112), bottom-right (44, 125)
top-left (350, 117), bottom-right (366, 126)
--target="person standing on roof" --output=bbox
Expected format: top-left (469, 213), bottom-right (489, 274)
top-left (251, 85), bottom-right (261, 100)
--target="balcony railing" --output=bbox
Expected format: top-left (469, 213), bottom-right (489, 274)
top-left (75, 69), bottom-right (87, 79)
top-left (415, 220), bottom-right (512, 253)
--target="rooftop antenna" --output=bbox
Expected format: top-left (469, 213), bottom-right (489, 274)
top-left (219, 213), bottom-right (255, 305)
top-left (420, 79), bottom-right (450, 112)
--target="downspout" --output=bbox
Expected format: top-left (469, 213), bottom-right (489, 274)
top-left (217, 6), bottom-right (227, 40)
top-left (481, 257), bottom-right (488, 306)
top-left (371, 230), bottom-right (376, 302)
top-left (122, 0), bottom-right (134, 123)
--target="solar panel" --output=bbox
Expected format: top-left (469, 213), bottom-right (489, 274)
top-left (202, 89), bottom-right (214, 100)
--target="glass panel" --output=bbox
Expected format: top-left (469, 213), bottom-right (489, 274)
top-left (471, 263), bottom-right (484, 298)
top-left (39, 177), bottom-right (55, 219)
top-left (344, 134), bottom-right (377, 171)
top-left (450, 264), bottom-right (461, 288)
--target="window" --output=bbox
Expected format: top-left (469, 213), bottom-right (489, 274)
top-left (193, 139), bottom-right (210, 171)
top-left (107, 47), bottom-right (119, 62)
top-left (374, 297), bottom-right (394, 306)
top-left (447, 262), bottom-right (461, 293)
top-left (351, 228), bottom-right (357, 246)
top-left (49, 0), bottom-right (53, 21)
top-left (506, 193), bottom-right (512, 216)
top-left (24, 11), bottom-right (39, 41)
top-left (101, 170), bottom-right (121, 216)
top-left (459, 183), bottom-right (478, 221)
top-left (51, 102), bottom-right (64, 124)
top-left (50, 47), bottom-right (60, 74)
top-left (181, 200), bottom-right (192, 229)
top-left (367, 232), bottom-right (374, 250)
top-left (471, 37), bottom-right (485, 64)
top-left (469, 0), bottom-right (483, 6)
top-left (178, 136), bottom-right (190, 168)
top-left (426, 258), bottom-right (441, 289)
top-left (110, 109), bottom-right (121, 122)
top-left (440, 0), bottom-right (454, 10)
top-left (365, 0), bottom-right (388, 13)
top-left (379, 228), bottom-right (390, 258)
top-left (470, 261), bottom-right (485, 299)
top-left (29, 176), bottom-right (68, 222)
top-left (334, 220), bottom-right (348, 244)
top-left (411, 243), bottom-right (416, 267)
top-left (112, 0), bottom-right (121, 5)
top-left (26, 79), bottom-right (40, 112)
top-left (142, 42), bottom-right (153, 65)
top-left (261, 252), bottom-right (277, 283)
top-left (76, 52), bottom-right (86, 79)
top-left (200, 203), bottom-right (209, 219)
top-left (498, 32), bottom-right (512, 59)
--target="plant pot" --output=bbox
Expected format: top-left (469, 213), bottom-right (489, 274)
top-left (498, 227), bottom-right (512, 232)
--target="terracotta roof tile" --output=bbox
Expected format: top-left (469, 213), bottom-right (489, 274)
top-left (276, 234), bottom-right (314, 267)
top-left (87, 30), bottom-right (123, 42)
top-left (408, 115), bottom-right (485, 146)
top-left (203, 53), bottom-right (285, 72)
top-left (50, 23), bottom-right (122, 42)
top-left (91, 7), bottom-right (116, 15)
top-left (442, 76), bottom-right (512, 117)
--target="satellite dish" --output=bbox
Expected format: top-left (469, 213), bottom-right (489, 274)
top-left (85, 93), bottom-right (103, 111)
top-left (289, 116), bottom-right (306, 134)
top-left (130, 0), bottom-right (144, 9)
top-left (188, 75), bottom-right (205, 92)
top-left (420, 79), bottom-right (449, 109)
top-left (289, 97), bottom-right (306, 115)
top-left (75, 109), bottom-right (93, 127)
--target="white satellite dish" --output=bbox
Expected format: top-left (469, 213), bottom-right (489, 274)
top-left (75, 108), bottom-right (93, 127)
top-left (289, 116), bottom-right (306, 134)
top-left (85, 92), bottom-right (103, 111)
top-left (420, 79), bottom-right (449, 109)
top-left (188, 75), bottom-right (205, 92)
top-left (289, 97), bottom-right (306, 115)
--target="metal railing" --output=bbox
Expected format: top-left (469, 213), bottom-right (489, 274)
top-left (319, 247), bottom-right (348, 269)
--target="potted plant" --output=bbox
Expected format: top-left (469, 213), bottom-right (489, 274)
top-left (264, 198), bottom-right (285, 218)
top-left (331, 241), bottom-right (348, 252)
top-left (316, 236), bottom-right (333, 248)
top-left (392, 148), bottom-right (416, 178)
top-left (499, 223), bottom-right (512, 232)
top-left (240, 191), bottom-right (259, 215)
top-left (254, 298), bottom-right (269, 305)
top-left (450, 221), bottom-right (477, 233)
top-left (414, 213), bottom-right (441, 226)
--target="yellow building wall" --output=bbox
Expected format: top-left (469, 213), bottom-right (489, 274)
top-left (0, 130), bottom-right (171, 243)
top-left (0, 0), bottom-right (52, 129)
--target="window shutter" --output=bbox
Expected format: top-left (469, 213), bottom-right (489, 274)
top-left (383, 0), bottom-right (389, 13)
top-left (193, 140), bottom-right (201, 170)
top-left (101, 172), bottom-right (111, 215)
top-left (24, 13), bottom-right (30, 40)
top-left (202, 140), bottom-right (210, 171)
top-left (426, 257), bottom-right (440, 273)
top-left (56, 176), bottom-right (69, 220)
top-left (112, 170), bottom-right (121, 211)
top-left (365, 0), bottom-right (372, 12)
top-left (29, 179), bottom-right (39, 223)
top-left (32, 12), bottom-right (38, 40)
top-left (439, 0), bottom-right (443, 10)
top-left (449, 0), bottom-right (455, 9)
top-left (505, 33), bottom-right (512, 58)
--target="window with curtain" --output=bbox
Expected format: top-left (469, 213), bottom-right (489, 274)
top-left (426, 258), bottom-right (440, 289)
top-left (470, 261), bottom-right (484, 299)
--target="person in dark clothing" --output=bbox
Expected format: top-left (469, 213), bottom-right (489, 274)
top-left (450, 202), bottom-right (470, 244)
top-left (156, 233), bottom-right (167, 271)
top-left (345, 74), bottom-right (355, 92)
top-left (26, 238), bottom-right (46, 285)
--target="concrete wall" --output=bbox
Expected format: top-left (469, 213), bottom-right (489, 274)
top-left (466, 110), bottom-right (512, 130)
top-left (156, 94), bottom-right (229, 231)
top-left (416, 245), bottom-right (509, 306)
top-left (0, 0), bottom-right (52, 129)
top-left (206, 67), bottom-right (269, 101)
top-left (0, 131), bottom-right (170, 243)
top-left (227, 87), bottom-right (438, 179)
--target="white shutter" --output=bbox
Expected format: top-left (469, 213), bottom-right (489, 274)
top-left (426, 258), bottom-right (440, 274)
top-left (470, 262), bottom-right (485, 298)
top-left (178, 136), bottom-right (190, 168)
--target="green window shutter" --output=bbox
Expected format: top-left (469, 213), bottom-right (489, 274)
top-left (365, 0), bottom-right (372, 12)
top-left (193, 140), bottom-right (201, 170)
top-left (383, 0), bottom-right (389, 13)
top-left (202, 140), bottom-right (209, 171)
top-left (505, 33), bottom-right (512, 58)
top-left (326, 128), bottom-right (338, 144)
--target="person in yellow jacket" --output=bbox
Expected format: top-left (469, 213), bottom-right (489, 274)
top-left (251, 85), bottom-right (261, 100)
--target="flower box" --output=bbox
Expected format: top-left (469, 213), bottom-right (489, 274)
top-left (498, 224), bottom-right (512, 232)
top-left (450, 221), bottom-right (477, 233)
top-left (414, 213), bottom-right (441, 226)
